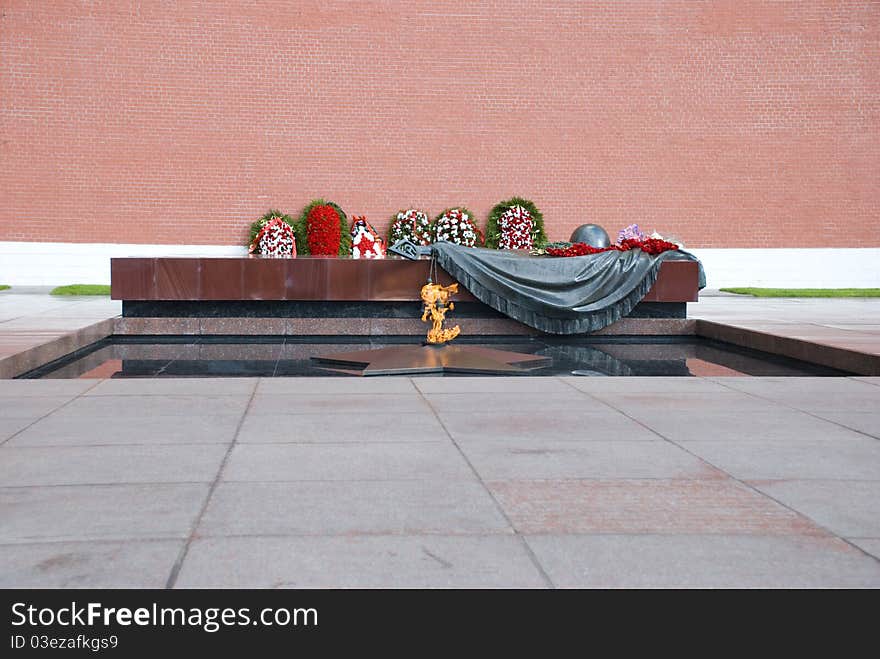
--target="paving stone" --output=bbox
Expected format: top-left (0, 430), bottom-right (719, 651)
top-left (750, 480), bottom-right (880, 538)
top-left (237, 412), bottom-right (448, 443)
top-left (714, 380), bottom-right (880, 412)
top-left (808, 412), bottom-right (880, 439)
top-left (635, 410), bottom-right (870, 443)
top-left (848, 538), bottom-right (880, 559)
top-left (85, 377), bottom-right (256, 397)
top-left (458, 439), bottom-right (721, 480)
top-left (0, 380), bottom-right (98, 397)
top-left (563, 376), bottom-right (730, 393)
top-left (0, 539), bottom-right (183, 588)
top-left (414, 377), bottom-right (575, 394)
top-left (680, 439), bottom-right (880, 480)
top-left (222, 442), bottom-right (474, 482)
top-left (50, 395), bottom-right (250, 418)
top-left (589, 392), bottom-right (783, 413)
top-left (718, 376), bottom-right (880, 395)
top-left (488, 479), bottom-right (824, 535)
top-left (176, 535), bottom-right (545, 588)
top-left (0, 445), bottom-right (227, 486)
top-left (0, 484), bottom-right (209, 543)
top-left (199, 481), bottom-right (511, 537)
top-left (525, 534), bottom-right (880, 588)
top-left (0, 396), bottom-right (73, 419)
top-left (0, 418), bottom-right (32, 442)
top-left (248, 393), bottom-right (432, 416)
top-left (424, 391), bottom-right (605, 415)
top-left (257, 377), bottom-right (417, 395)
top-left (435, 410), bottom-right (661, 442)
top-left (5, 414), bottom-right (239, 447)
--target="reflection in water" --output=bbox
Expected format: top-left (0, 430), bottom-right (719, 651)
top-left (27, 337), bottom-right (849, 379)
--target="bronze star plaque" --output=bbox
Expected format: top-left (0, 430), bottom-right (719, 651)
top-left (311, 344), bottom-right (551, 376)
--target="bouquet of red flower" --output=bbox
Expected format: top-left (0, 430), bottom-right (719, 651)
top-left (295, 200), bottom-right (351, 256)
top-left (544, 237), bottom-right (679, 258)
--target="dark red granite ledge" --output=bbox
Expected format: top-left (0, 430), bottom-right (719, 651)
top-left (111, 256), bottom-right (700, 303)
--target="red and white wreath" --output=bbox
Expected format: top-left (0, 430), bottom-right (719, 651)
top-left (350, 216), bottom-right (386, 259)
top-left (433, 208), bottom-right (481, 247)
top-left (497, 205), bottom-right (535, 250)
top-left (248, 217), bottom-right (297, 257)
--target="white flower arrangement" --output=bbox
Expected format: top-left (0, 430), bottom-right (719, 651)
top-left (432, 208), bottom-right (481, 247)
top-left (389, 209), bottom-right (433, 246)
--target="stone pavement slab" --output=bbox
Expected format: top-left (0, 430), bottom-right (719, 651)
top-left (631, 410), bottom-right (871, 443)
top-left (52, 394), bottom-right (251, 418)
top-left (5, 414), bottom-right (241, 447)
top-left (0, 445), bottom-right (228, 486)
top-left (247, 393), bottom-right (433, 416)
top-left (563, 376), bottom-right (730, 393)
top-left (0, 379), bottom-right (97, 397)
top-left (222, 442), bottom-right (475, 482)
top-left (487, 479), bottom-right (825, 535)
top-left (433, 409), bottom-right (661, 442)
top-left (0, 539), bottom-right (183, 588)
top-left (680, 439), bottom-right (880, 480)
top-left (236, 412), bottom-right (449, 443)
top-left (524, 534), bottom-right (880, 588)
top-left (257, 377), bottom-right (418, 395)
top-left (0, 418), bottom-right (33, 442)
top-left (199, 481), bottom-right (512, 537)
top-left (85, 377), bottom-right (257, 397)
top-left (720, 390), bottom-right (880, 413)
top-left (457, 439), bottom-right (722, 480)
top-left (413, 376), bottom-right (576, 394)
top-left (750, 480), bottom-right (880, 538)
top-left (716, 376), bottom-right (879, 395)
top-left (424, 391), bottom-right (605, 415)
top-left (808, 412), bottom-right (880, 438)
top-left (175, 535), bottom-right (546, 588)
top-left (0, 483), bottom-right (209, 543)
top-left (589, 391), bottom-right (783, 413)
top-left (0, 396), bottom-right (74, 419)
top-left (849, 539), bottom-right (880, 560)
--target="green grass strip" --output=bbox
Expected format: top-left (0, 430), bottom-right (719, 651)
top-left (0, 285), bottom-right (9, 291)
top-left (50, 284), bottom-right (111, 296)
top-left (720, 287), bottom-right (880, 298)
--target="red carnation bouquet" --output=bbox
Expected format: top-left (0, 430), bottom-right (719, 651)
top-left (545, 237), bottom-right (679, 258)
top-left (306, 204), bottom-right (343, 256)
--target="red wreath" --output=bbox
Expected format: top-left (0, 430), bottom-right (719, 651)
top-left (307, 204), bottom-right (343, 256)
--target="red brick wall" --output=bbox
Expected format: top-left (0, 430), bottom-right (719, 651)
top-left (1, 1), bottom-right (878, 248)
